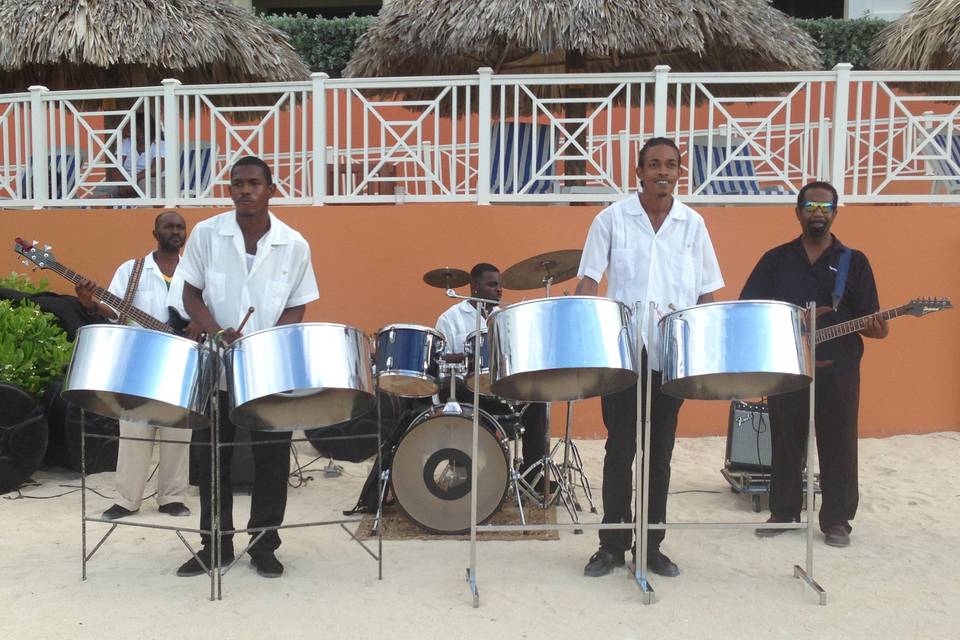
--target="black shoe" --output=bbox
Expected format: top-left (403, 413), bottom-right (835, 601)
top-left (101, 504), bottom-right (137, 520)
top-left (583, 549), bottom-right (625, 577)
top-left (250, 551), bottom-right (284, 578)
top-left (645, 549), bottom-right (680, 577)
top-left (158, 502), bottom-right (191, 517)
top-left (755, 515), bottom-right (795, 538)
top-left (176, 547), bottom-right (235, 577)
top-left (823, 524), bottom-right (851, 548)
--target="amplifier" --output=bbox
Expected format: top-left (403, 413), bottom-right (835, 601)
top-left (725, 400), bottom-right (772, 472)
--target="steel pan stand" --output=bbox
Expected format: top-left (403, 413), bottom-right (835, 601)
top-left (78, 334), bottom-right (220, 601)
top-left (635, 301), bottom-right (826, 605)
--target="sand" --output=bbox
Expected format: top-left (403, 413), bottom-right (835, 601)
top-left (2, 433), bottom-right (958, 639)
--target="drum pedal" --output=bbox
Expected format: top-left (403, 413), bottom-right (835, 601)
top-left (323, 460), bottom-right (344, 478)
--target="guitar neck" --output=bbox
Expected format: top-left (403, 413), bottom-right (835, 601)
top-left (45, 260), bottom-right (172, 334)
top-left (815, 306), bottom-right (903, 344)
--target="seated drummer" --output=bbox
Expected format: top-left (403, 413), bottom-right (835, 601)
top-left (435, 263), bottom-right (549, 489)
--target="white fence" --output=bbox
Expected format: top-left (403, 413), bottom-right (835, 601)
top-left (1, 65), bottom-right (959, 208)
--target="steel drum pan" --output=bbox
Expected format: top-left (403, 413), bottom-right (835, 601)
top-left (225, 323), bottom-right (376, 431)
top-left (488, 296), bottom-right (637, 402)
top-left (374, 324), bottom-right (445, 398)
top-left (62, 325), bottom-right (212, 429)
top-left (659, 300), bottom-right (812, 400)
top-left (390, 403), bottom-right (509, 534)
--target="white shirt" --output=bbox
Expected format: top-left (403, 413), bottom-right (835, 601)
top-left (177, 210), bottom-right (319, 334)
top-left (577, 194), bottom-right (724, 370)
top-left (107, 252), bottom-right (184, 325)
top-left (121, 139), bottom-right (165, 174)
top-left (436, 300), bottom-right (500, 354)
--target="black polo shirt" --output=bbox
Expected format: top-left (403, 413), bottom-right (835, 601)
top-left (740, 235), bottom-right (880, 368)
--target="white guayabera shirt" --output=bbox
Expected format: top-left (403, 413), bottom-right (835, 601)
top-left (577, 194), bottom-right (724, 371)
top-left (436, 299), bottom-right (501, 354)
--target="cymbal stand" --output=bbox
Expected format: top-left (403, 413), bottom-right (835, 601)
top-left (548, 401), bottom-right (597, 513)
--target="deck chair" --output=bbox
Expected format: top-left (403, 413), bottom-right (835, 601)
top-left (179, 142), bottom-right (213, 198)
top-left (490, 122), bottom-right (554, 195)
top-left (925, 133), bottom-right (960, 195)
top-left (690, 143), bottom-right (785, 196)
top-left (20, 148), bottom-right (86, 200)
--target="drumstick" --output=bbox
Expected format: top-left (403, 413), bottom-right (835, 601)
top-left (237, 306), bottom-right (255, 333)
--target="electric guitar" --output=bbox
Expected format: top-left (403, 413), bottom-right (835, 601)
top-left (815, 298), bottom-right (952, 345)
top-left (14, 237), bottom-right (189, 335)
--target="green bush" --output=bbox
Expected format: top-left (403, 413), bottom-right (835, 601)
top-left (264, 14), bottom-right (890, 75)
top-left (0, 299), bottom-right (73, 396)
top-left (262, 13), bottom-right (375, 77)
top-left (794, 17), bottom-right (890, 70)
top-left (0, 271), bottom-right (49, 294)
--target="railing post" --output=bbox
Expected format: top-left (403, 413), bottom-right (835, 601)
top-left (619, 129), bottom-right (630, 189)
top-left (817, 118), bottom-right (832, 181)
top-left (653, 65), bottom-right (670, 138)
top-left (162, 79), bottom-right (181, 208)
top-left (28, 85), bottom-right (48, 208)
top-left (311, 72), bottom-right (328, 206)
top-left (477, 67), bottom-right (493, 205)
top-left (830, 63), bottom-right (853, 199)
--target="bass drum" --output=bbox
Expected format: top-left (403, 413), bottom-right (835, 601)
top-left (390, 404), bottom-right (509, 534)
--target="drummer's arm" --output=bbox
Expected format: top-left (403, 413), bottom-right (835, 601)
top-left (575, 277), bottom-right (599, 296)
top-left (183, 282), bottom-right (222, 336)
top-left (276, 304), bottom-right (306, 327)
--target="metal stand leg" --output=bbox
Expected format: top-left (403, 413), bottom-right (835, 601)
top-left (633, 302), bottom-right (656, 604)
top-left (81, 408), bottom-right (87, 581)
top-left (794, 301), bottom-right (826, 605)
top-left (210, 349), bottom-right (221, 602)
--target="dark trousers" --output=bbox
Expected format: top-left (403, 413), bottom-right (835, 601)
top-left (767, 366), bottom-right (860, 533)
top-left (518, 402), bottom-right (548, 474)
top-left (193, 392), bottom-right (292, 554)
top-left (598, 355), bottom-right (683, 555)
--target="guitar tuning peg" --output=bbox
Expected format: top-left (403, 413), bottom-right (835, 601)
top-left (31, 240), bottom-right (38, 246)
top-left (43, 245), bottom-right (51, 251)
top-left (21, 259), bottom-right (28, 267)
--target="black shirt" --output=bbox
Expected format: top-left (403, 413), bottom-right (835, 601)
top-left (740, 235), bottom-right (880, 368)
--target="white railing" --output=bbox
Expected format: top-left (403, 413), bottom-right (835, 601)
top-left (1, 65), bottom-right (959, 209)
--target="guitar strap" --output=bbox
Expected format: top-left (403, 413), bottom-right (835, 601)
top-left (117, 257), bottom-right (145, 325)
top-left (831, 248), bottom-right (852, 311)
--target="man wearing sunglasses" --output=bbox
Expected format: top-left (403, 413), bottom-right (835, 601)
top-left (741, 181), bottom-right (888, 548)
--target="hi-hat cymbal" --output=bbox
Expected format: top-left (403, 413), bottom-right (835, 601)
top-left (422, 267), bottom-right (471, 289)
top-left (501, 249), bottom-right (583, 290)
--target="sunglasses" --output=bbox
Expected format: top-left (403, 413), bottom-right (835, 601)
top-left (802, 200), bottom-right (835, 213)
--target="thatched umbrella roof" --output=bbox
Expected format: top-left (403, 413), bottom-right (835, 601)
top-left (344, 0), bottom-right (821, 96)
top-left (0, 0), bottom-right (310, 94)
top-left (873, 0), bottom-right (960, 72)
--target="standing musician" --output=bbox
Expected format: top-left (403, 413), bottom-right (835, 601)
top-left (435, 263), bottom-right (549, 487)
top-left (575, 137), bottom-right (725, 578)
top-left (75, 211), bottom-right (202, 521)
top-left (742, 180), bottom-right (888, 547)
top-left (175, 156), bottom-right (319, 579)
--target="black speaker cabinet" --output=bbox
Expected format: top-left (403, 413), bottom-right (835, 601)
top-left (725, 400), bottom-right (771, 472)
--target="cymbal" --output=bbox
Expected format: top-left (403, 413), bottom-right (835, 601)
top-left (422, 267), bottom-right (470, 289)
top-left (501, 249), bottom-right (583, 290)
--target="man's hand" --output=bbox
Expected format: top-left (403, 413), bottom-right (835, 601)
top-left (861, 313), bottom-right (889, 340)
top-left (183, 321), bottom-right (205, 343)
top-left (215, 327), bottom-right (243, 348)
top-left (74, 278), bottom-right (98, 311)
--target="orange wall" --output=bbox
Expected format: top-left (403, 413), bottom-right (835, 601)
top-left (3, 202), bottom-right (958, 438)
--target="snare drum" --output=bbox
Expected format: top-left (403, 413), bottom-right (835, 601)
top-left (390, 403), bottom-right (509, 534)
top-left (463, 329), bottom-right (491, 395)
top-left (374, 324), bottom-right (445, 397)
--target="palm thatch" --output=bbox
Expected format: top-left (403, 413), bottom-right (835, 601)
top-left (0, 0), bottom-right (310, 96)
top-left (344, 0), bottom-right (821, 100)
top-left (873, 0), bottom-right (960, 82)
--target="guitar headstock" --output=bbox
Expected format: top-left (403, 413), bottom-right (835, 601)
top-left (902, 297), bottom-right (953, 317)
top-left (13, 237), bottom-right (56, 271)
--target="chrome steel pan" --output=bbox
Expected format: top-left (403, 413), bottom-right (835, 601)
top-left (489, 296), bottom-right (637, 402)
top-left (659, 300), bottom-right (812, 400)
top-left (62, 325), bottom-right (211, 429)
top-left (226, 323), bottom-right (375, 431)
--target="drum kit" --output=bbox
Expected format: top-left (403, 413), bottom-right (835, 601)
top-left (59, 249), bottom-right (824, 604)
